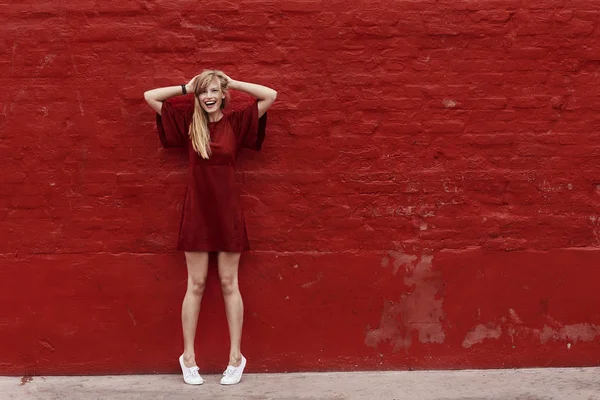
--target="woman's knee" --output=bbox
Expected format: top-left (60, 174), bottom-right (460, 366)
top-left (185, 252), bottom-right (209, 297)
top-left (218, 252), bottom-right (240, 295)
top-left (219, 275), bottom-right (238, 296)
top-left (188, 276), bottom-right (207, 296)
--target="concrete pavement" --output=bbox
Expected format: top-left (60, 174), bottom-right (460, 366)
top-left (1, 367), bottom-right (599, 399)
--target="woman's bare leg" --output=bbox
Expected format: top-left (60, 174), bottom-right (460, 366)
top-left (181, 251), bottom-right (209, 368)
top-left (217, 252), bottom-right (243, 366)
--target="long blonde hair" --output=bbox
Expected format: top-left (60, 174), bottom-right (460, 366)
top-left (189, 70), bottom-right (229, 159)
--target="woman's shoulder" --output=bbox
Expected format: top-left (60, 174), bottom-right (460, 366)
top-left (224, 101), bottom-right (256, 119)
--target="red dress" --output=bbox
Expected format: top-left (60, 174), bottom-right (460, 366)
top-left (156, 96), bottom-right (267, 252)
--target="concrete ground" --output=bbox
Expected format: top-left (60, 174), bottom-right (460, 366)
top-left (1, 367), bottom-right (599, 400)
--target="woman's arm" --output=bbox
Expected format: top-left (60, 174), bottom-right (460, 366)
top-left (226, 76), bottom-right (277, 118)
top-left (143, 80), bottom-right (194, 115)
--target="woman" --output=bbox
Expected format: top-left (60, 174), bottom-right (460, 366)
top-left (143, 70), bottom-right (277, 385)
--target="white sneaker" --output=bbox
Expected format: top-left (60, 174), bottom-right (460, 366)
top-left (220, 355), bottom-right (247, 385)
top-left (179, 355), bottom-right (204, 385)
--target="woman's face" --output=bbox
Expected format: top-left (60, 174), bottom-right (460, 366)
top-left (198, 77), bottom-right (225, 114)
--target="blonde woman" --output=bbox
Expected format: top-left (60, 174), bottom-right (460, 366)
top-left (144, 70), bottom-right (277, 385)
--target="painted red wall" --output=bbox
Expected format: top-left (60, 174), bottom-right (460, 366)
top-left (1, 0), bottom-right (600, 375)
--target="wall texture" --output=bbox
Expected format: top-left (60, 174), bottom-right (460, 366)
top-left (1, 0), bottom-right (600, 375)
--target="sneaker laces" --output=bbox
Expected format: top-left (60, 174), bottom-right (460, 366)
top-left (223, 366), bottom-right (236, 376)
top-left (187, 366), bottom-right (200, 378)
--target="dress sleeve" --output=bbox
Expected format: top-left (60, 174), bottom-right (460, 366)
top-left (229, 101), bottom-right (267, 151)
top-left (155, 98), bottom-right (192, 148)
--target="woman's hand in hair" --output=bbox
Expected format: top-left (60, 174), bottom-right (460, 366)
top-left (220, 72), bottom-right (235, 89)
top-left (186, 75), bottom-right (198, 94)
top-left (225, 78), bottom-right (277, 117)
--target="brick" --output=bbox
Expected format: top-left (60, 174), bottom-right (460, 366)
top-left (279, 0), bottom-right (321, 12)
top-left (424, 120), bottom-right (466, 133)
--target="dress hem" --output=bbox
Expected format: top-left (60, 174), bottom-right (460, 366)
top-left (176, 246), bottom-right (250, 253)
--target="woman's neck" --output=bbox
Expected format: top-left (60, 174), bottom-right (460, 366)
top-left (208, 111), bottom-right (223, 123)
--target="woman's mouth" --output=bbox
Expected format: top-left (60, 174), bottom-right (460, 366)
top-left (204, 101), bottom-right (217, 108)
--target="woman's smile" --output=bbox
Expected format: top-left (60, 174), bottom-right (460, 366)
top-left (199, 78), bottom-right (224, 113)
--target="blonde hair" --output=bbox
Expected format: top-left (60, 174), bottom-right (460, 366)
top-left (189, 70), bottom-right (229, 158)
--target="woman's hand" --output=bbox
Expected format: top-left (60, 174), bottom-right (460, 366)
top-left (185, 75), bottom-right (198, 94)
top-left (186, 71), bottom-right (236, 93)
top-left (221, 72), bottom-right (236, 89)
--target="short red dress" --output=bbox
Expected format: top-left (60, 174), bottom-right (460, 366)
top-left (156, 95), bottom-right (267, 252)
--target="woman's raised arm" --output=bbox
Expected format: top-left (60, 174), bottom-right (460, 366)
top-left (224, 74), bottom-right (277, 118)
top-left (143, 78), bottom-right (195, 115)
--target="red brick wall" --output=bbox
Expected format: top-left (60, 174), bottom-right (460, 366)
top-left (1, 0), bottom-right (600, 374)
